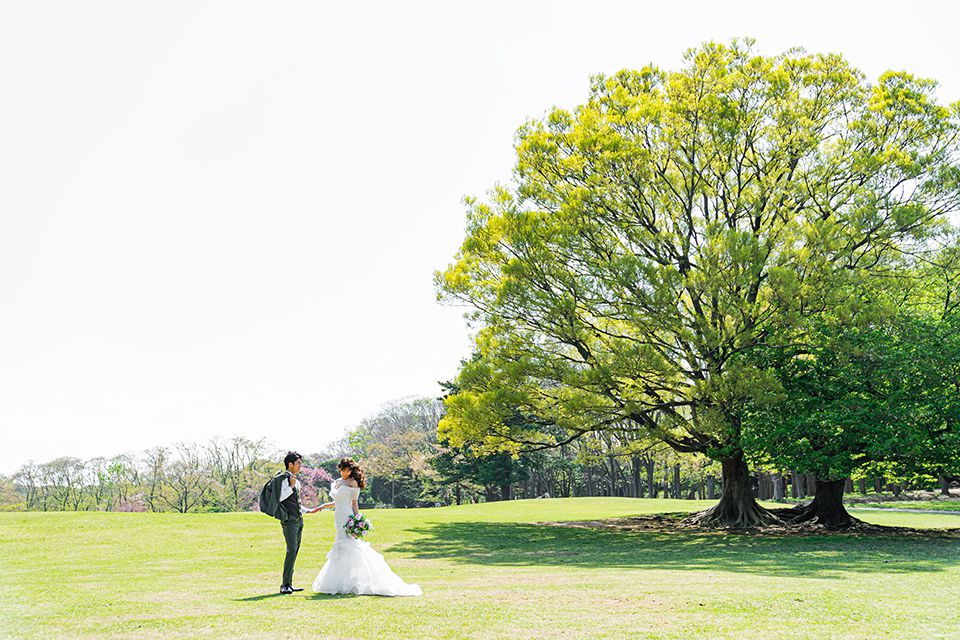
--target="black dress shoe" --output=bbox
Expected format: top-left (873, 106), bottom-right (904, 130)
top-left (280, 585), bottom-right (293, 595)
top-left (290, 587), bottom-right (304, 592)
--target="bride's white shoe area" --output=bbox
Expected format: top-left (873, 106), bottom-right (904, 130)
top-left (311, 479), bottom-right (422, 597)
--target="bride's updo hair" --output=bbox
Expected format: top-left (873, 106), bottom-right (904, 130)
top-left (337, 457), bottom-right (365, 489)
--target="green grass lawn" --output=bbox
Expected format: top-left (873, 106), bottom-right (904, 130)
top-left (2, 498), bottom-right (959, 639)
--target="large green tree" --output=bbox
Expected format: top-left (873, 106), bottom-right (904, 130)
top-left (436, 39), bottom-right (960, 526)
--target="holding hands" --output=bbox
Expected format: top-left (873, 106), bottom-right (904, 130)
top-left (310, 500), bottom-right (335, 515)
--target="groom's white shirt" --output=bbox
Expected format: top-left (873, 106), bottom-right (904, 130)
top-left (278, 475), bottom-right (311, 514)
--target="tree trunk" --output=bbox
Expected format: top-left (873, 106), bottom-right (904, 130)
top-left (706, 474), bottom-right (716, 500)
top-left (672, 464), bottom-right (681, 499)
top-left (757, 473), bottom-right (769, 500)
top-left (646, 460), bottom-right (656, 499)
top-left (805, 473), bottom-right (817, 496)
top-left (773, 473), bottom-right (785, 501)
top-left (783, 478), bottom-right (858, 530)
top-left (500, 484), bottom-right (511, 501)
top-left (608, 454), bottom-right (617, 497)
top-left (685, 450), bottom-right (780, 528)
top-left (844, 478), bottom-right (854, 493)
top-left (939, 476), bottom-right (951, 496)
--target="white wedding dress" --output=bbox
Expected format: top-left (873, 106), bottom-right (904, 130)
top-left (311, 478), bottom-right (422, 596)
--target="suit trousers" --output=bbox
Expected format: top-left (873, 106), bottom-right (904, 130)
top-left (281, 518), bottom-right (303, 587)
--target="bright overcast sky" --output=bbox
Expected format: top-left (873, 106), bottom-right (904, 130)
top-left (1, 1), bottom-right (958, 474)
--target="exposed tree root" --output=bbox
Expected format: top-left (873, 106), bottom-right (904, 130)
top-left (770, 504), bottom-right (862, 530)
top-left (679, 450), bottom-right (784, 529)
top-left (773, 479), bottom-right (860, 530)
top-left (682, 499), bottom-right (783, 529)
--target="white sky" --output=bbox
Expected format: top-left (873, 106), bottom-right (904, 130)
top-left (1, 1), bottom-right (958, 474)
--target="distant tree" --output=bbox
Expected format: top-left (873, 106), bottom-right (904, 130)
top-left (354, 397), bottom-right (443, 507)
top-left (141, 447), bottom-right (168, 513)
top-left (158, 443), bottom-right (216, 513)
top-left (0, 475), bottom-right (23, 511)
top-left (429, 438), bottom-right (530, 503)
top-left (107, 454), bottom-right (139, 509)
top-left (41, 457), bottom-right (86, 511)
top-left (207, 437), bottom-right (270, 510)
top-left (86, 457), bottom-right (114, 511)
top-left (12, 464), bottom-right (40, 510)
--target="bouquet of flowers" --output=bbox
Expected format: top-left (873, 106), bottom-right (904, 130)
top-left (344, 513), bottom-right (372, 539)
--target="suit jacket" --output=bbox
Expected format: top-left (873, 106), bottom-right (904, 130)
top-left (261, 471), bottom-right (290, 520)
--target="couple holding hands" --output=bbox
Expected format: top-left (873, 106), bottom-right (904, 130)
top-left (263, 452), bottom-right (422, 597)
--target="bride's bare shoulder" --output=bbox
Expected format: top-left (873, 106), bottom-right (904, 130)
top-left (343, 479), bottom-right (359, 488)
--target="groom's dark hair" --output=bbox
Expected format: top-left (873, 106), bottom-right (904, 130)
top-left (283, 451), bottom-right (303, 468)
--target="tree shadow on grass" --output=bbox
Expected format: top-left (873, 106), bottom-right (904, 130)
top-left (233, 593), bottom-right (287, 602)
top-left (390, 519), bottom-right (960, 579)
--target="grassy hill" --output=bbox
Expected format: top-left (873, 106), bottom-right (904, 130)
top-left (2, 498), bottom-right (959, 639)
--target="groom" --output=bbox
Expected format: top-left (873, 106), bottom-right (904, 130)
top-left (269, 451), bottom-right (321, 594)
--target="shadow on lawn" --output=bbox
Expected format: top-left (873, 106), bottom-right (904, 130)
top-left (390, 519), bottom-right (960, 579)
top-left (234, 593), bottom-right (287, 602)
top-left (234, 593), bottom-right (362, 602)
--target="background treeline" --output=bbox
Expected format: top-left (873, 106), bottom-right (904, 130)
top-left (2, 396), bottom-right (950, 513)
top-left (2, 438), bottom-right (281, 513)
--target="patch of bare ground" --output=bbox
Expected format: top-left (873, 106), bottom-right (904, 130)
top-left (543, 511), bottom-right (960, 538)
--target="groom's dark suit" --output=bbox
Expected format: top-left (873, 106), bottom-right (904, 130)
top-left (274, 471), bottom-right (304, 588)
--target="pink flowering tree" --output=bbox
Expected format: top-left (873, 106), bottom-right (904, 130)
top-left (299, 466), bottom-right (334, 505)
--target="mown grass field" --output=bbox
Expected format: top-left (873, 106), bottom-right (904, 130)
top-left (2, 499), bottom-right (959, 639)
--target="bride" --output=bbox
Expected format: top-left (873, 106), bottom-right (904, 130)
top-left (311, 458), bottom-right (422, 596)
